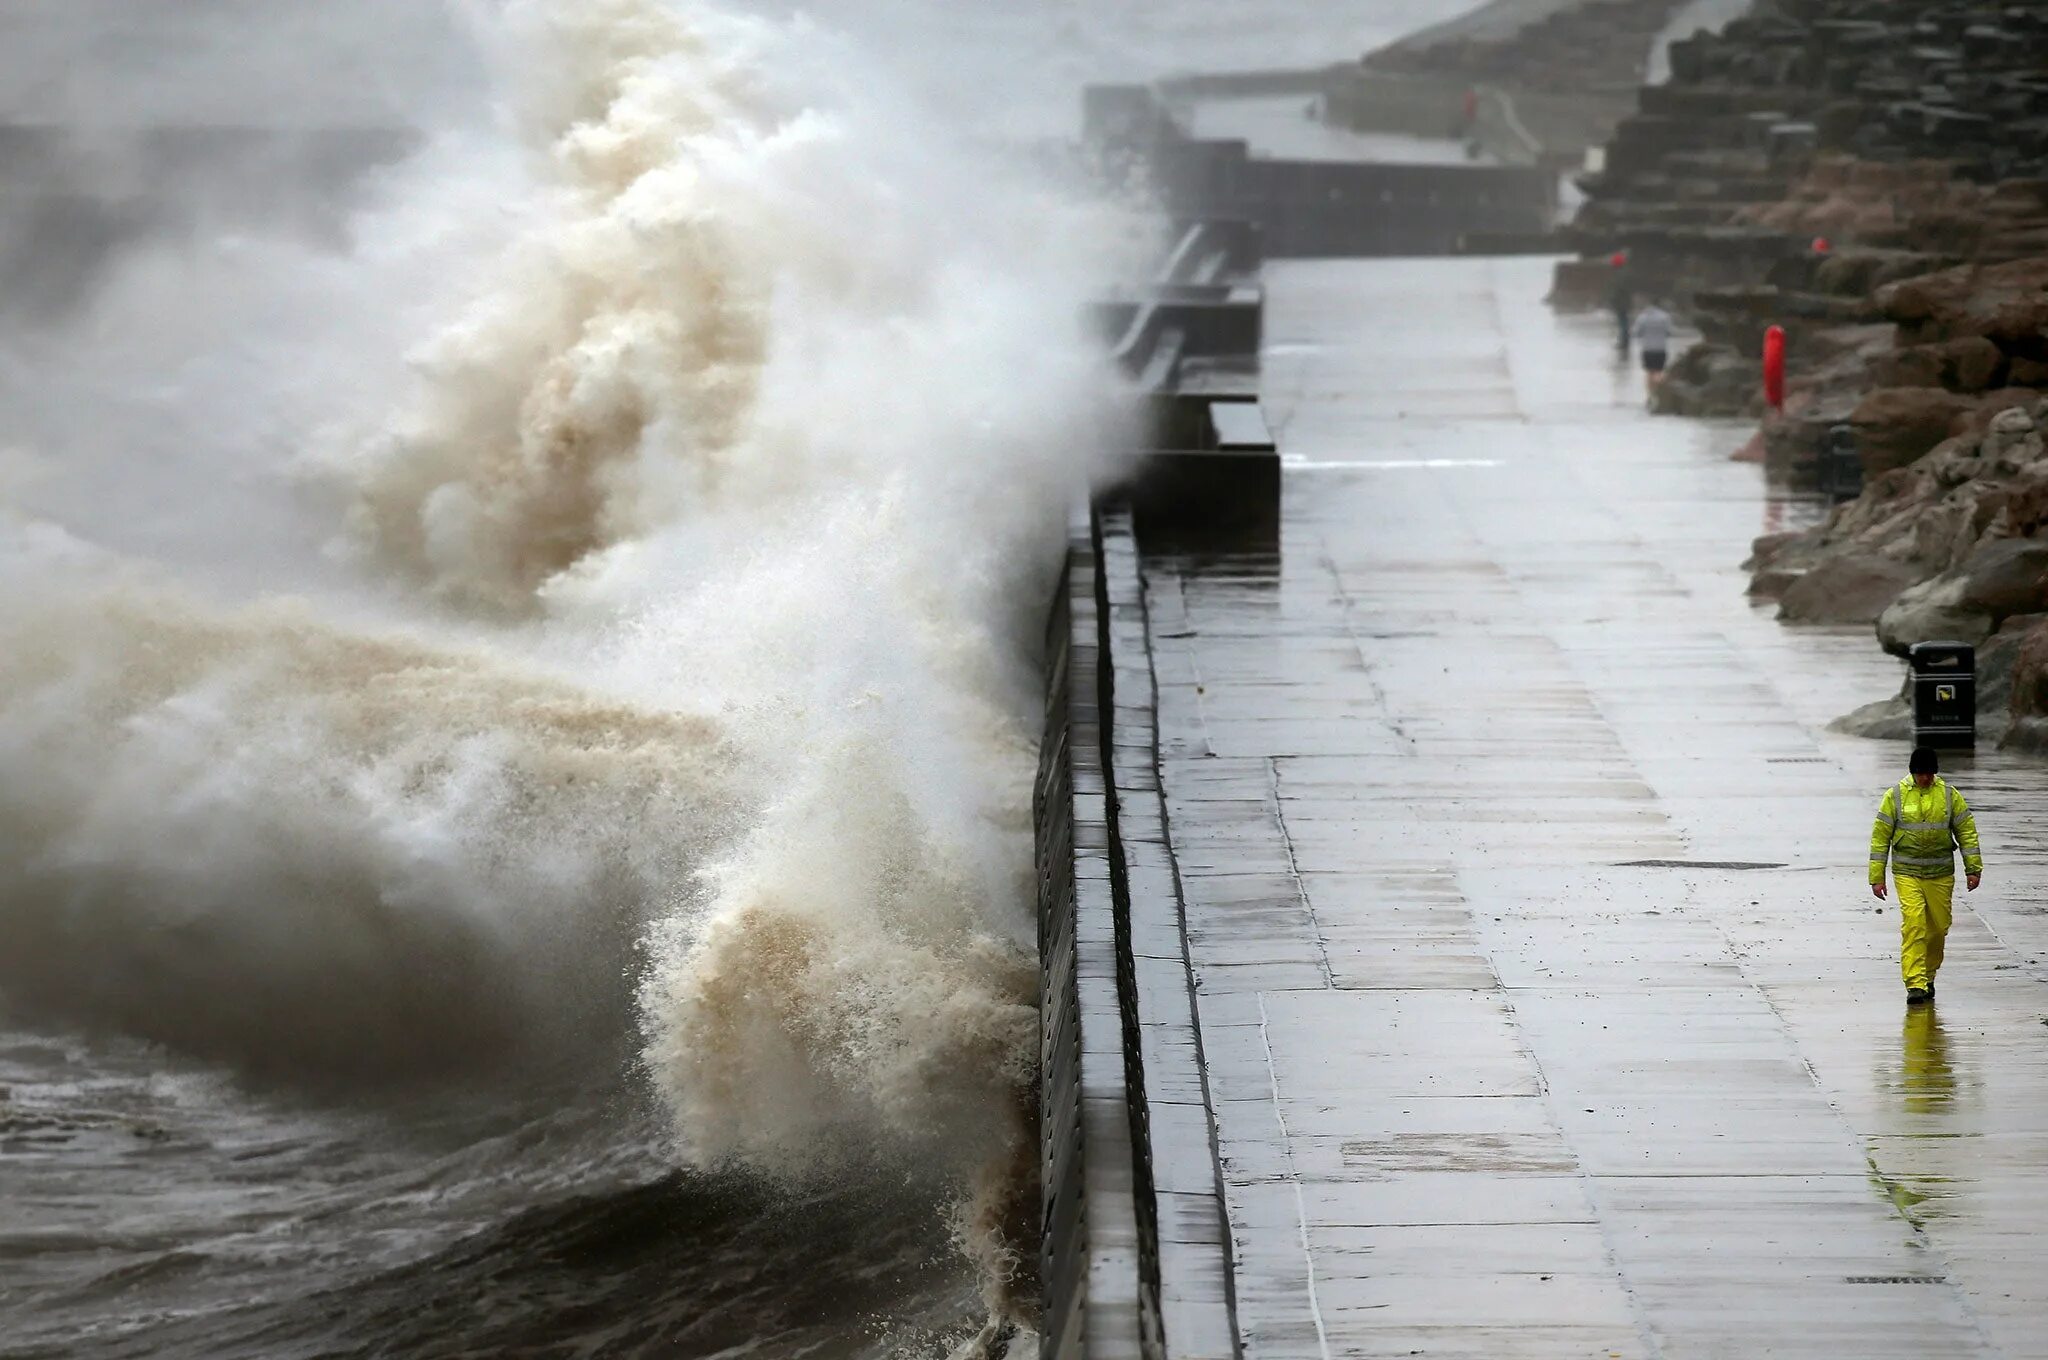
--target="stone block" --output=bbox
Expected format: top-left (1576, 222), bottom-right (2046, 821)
top-left (1868, 336), bottom-right (2006, 393)
top-left (1877, 256), bottom-right (2048, 344)
top-left (1777, 551), bottom-right (1922, 624)
top-left (1849, 386), bottom-right (1979, 474)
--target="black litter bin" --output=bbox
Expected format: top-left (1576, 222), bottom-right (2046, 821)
top-left (1909, 640), bottom-right (1975, 748)
top-left (1820, 423), bottom-right (1862, 502)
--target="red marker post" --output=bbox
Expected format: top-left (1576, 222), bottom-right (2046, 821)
top-left (1763, 324), bottom-right (1786, 411)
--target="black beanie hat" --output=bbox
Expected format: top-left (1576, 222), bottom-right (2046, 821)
top-left (1910, 746), bottom-right (1939, 775)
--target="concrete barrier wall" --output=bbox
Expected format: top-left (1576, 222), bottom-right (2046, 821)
top-left (1036, 511), bottom-right (1147, 1360)
top-left (1148, 139), bottom-right (1557, 257)
top-left (1047, 197), bottom-right (1262, 1359)
top-left (1084, 83), bottom-right (1559, 258)
top-left (1037, 505), bottom-right (1238, 1360)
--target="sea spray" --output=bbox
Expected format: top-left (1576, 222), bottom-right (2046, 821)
top-left (337, 0), bottom-right (1140, 1186)
top-left (0, 0), bottom-right (1140, 1334)
top-left (0, 550), bottom-right (738, 1082)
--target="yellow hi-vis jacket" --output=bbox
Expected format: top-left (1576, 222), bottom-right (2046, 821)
top-left (1870, 776), bottom-right (1983, 884)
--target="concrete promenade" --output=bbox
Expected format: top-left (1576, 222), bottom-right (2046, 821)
top-left (1144, 256), bottom-right (2048, 1358)
top-left (1183, 97), bottom-right (1480, 165)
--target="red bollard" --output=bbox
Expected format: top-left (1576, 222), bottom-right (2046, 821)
top-left (1763, 324), bottom-right (1786, 411)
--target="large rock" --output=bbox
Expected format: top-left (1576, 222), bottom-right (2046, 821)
top-left (1849, 386), bottom-right (1979, 474)
top-left (1904, 469), bottom-right (2009, 571)
top-left (1979, 611), bottom-right (2045, 744)
top-left (2011, 355), bottom-right (2048, 387)
top-left (1777, 551), bottom-right (1919, 624)
top-left (1877, 257), bottom-right (2048, 345)
top-left (1957, 536), bottom-right (2048, 616)
top-left (1830, 689), bottom-right (1912, 739)
top-left (1747, 528), bottom-right (1818, 598)
top-left (1875, 573), bottom-right (1990, 656)
top-left (1811, 249), bottom-right (1960, 297)
top-left (1867, 335), bottom-right (2007, 393)
top-left (1981, 404), bottom-right (2044, 469)
top-left (1873, 537), bottom-right (2048, 655)
top-left (1958, 389), bottom-right (2047, 446)
top-left (1865, 345), bottom-right (1942, 390)
top-left (2001, 617), bottom-right (2048, 753)
top-left (2005, 463), bottom-right (2048, 537)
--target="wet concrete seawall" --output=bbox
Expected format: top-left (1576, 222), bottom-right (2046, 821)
top-left (1161, 149), bottom-right (1557, 257)
top-left (1040, 214), bottom-right (1273, 1360)
top-left (1039, 209), bottom-right (1275, 1356)
top-left (1035, 505), bottom-right (1237, 1360)
top-left (1086, 84), bottom-right (1559, 258)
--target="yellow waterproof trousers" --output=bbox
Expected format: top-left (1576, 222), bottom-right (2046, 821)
top-left (1896, 874), bottom-right (1954, 991)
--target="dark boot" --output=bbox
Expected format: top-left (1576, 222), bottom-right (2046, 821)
top-left (1906, 987), bottom-right (1932, 1005)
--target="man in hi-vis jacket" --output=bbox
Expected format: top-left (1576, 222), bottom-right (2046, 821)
top-left (1870, 747), bottom-right (1983, 1005)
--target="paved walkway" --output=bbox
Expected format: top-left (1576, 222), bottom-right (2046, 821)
top-left (1183, 96), bottom-right (1479, 165)
top-left (1145, 256), bottom-right (2048, 1359)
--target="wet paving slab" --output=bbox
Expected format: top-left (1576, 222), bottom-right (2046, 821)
top-left (1142, 256), bottom-right (2048, 1358)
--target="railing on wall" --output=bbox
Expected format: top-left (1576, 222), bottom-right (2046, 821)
top-left (1091, 219), bottom-right (1265, 396)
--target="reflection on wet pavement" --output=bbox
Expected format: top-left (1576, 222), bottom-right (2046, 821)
top-left (1142, 257), bottom-right (2048, 1359)
top-left (1898, 1007), bottom-right (1958, 1116)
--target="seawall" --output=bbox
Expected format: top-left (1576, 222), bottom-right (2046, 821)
top-left (1035, 505), bottom-right (1237, 1360)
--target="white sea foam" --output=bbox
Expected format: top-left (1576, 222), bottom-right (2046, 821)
top-left (0, 0), bottom-right (1138, 1203)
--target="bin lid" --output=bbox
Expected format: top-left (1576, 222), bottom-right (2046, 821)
top-left (1909, 640), bottom-right (1974, 668)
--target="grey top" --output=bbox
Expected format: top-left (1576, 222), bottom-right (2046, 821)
top-left (1633, 305), bottom-right (1674, 349)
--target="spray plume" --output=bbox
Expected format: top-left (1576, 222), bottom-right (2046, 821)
top-left (0, 0), bottom-right (1139, 1210)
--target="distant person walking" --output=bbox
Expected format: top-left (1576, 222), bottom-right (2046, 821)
top-left (1869, 746), bottom-right (1983, 1005)
top-left (1457, 88), bottom-right (1484, 159)
top-left (1607, 254), bottom-right (1633, 353)
top-left (1632, 302), bottom-right (1673, 399)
